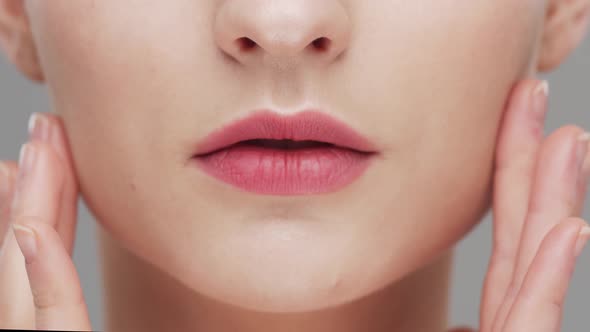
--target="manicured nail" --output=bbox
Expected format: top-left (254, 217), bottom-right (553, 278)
top-left (17, 143), bottom-right (37, 181)
top-left (28, 112), bottom-right (51, 141)
top-left (574, 225), bottom-right (590, 257)
top-left (12, 223), bottom-right (37, 263)
top-left (12, 144), bottom-right (38, 214)
top-left (532, 80), bottom-right (549, 117)
top-left (576, 132), bottom-right (590, 174)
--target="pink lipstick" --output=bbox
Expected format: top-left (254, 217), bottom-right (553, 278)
top-left (190, 110), bottom-right (378, 195)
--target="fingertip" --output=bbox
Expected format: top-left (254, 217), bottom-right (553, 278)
top-left (530, 112), bottom-right (585, 156)
top-left (0, 160), bottom-right (19, 175)
top-left (494, 79), bottom-right (548, 169)
top-left (0, 161), bottom-right (11, 193)
top-left (570, 218), bottom-right (590, 257)
top-left (44, 114), bottom-right (74, 164)
top-left (10, 142), bottom-right (66, 231)
top-left (505, 78), bottom-right (545, 112)
top-left (544, 217), bottom-right (586, 250)
top-left (12, 217), bottom-right (79, 287)
top-left (533, 79), bottom-right (549, 97)
top-left (29, 140), bottom-right (67, 184)
top-left (547, 125), bottom-right (587, 145)
top-left (12, 222), bottom-right (38, 264)
top-left (558, 216), bottom-right (588, 234)
top-left (0, 160), bottom-right (9, 175)
top-left (0, 161), bottom-right (19, 192)
top-left (510, 78), bottom-right (542, 99)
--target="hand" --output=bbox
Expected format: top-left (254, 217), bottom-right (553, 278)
top-left (449, 79), bottom-right (590, 332)
top-left (0, 113), bottom-right (92, 331)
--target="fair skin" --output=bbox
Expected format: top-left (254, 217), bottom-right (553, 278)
top-left (0, 0), bottom-right (590, 331)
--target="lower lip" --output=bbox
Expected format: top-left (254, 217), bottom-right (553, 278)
top-left (191, 145), bottom-right (374, 195)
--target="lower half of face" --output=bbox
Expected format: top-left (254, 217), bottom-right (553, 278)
top-left (27, 0), bottom-right (542, 312)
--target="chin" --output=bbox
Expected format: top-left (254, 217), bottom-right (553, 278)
top-left (173, 225), bottom-right (405, 313)
top-left (194, 259), bottom-right (389, 313)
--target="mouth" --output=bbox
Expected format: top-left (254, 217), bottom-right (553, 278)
top-left (190, 110), bottom-right (379, 195)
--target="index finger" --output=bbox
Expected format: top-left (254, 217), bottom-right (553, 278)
top-left (28, 113), bottom-right (80, 256)
top-left (0, 161), bottom-right (34, 330)
top-left (10, 142), bottom-right (91, 330)
top-left (479, 79), bottom-right (548, 331)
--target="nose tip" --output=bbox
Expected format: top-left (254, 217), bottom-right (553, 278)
top-left (214, 0), bottom-right (351, 66)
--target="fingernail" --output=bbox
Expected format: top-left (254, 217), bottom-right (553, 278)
top-left (17, 143), bottom-right (37, 181)
top-left (28, 112), bottom-right (51, 141)
top-left (532, 80), bottom-right (549, 118)
top-left (576, 132), bottom-right (590, 174)
top-left (574, 225), bottom-right (590, 257)
top-left (12, 144), bottom-right (38, 212)
top-left (12, 223), bottom-right (37, 263)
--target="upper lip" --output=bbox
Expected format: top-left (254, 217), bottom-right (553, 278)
top-left (193, 110), bottom-right (378, 156)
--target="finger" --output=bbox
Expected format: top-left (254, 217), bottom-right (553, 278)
top-left (1, 161), bottom-right (18, 248)
top-left (574, 138), bottom-right (590, 215)
top-left (500, 218), bottom-right (589, 332)
top-left (492, 126), bottom-right (590, 331)
top-left (480, 79), bottom-right (547, 331)
top-left (10, 142), bottom-right (64, 229)
top-left (12, 217), bottom-right (92, 330)
top-left (28, 112), bottom-right (80, 255)
top-left (0, 161), bottom-right (34, 330)
top-left (10, 142), bottom-right (91, 330)
top-left (7, 140), bottom-right (64, 327)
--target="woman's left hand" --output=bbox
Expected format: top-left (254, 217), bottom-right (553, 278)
top-left (0, 112), bottom-right (92, 331)
top-left (448, 79), bottom-right (590, 332)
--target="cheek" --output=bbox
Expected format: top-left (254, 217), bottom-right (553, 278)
top-left (341, 1), bottom-right (541, 272)
top-left (25, 3), bottom-right (197, 256)
top-left (27, 1), bottom-right (219, 231)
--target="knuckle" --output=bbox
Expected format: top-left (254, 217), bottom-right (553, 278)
top-left (12, 217), bottom-right (50, 234)
top-left (31, 286), bottom-right (87, 312)
top-left (12, 216), bottom-right (45, 230)
top-left (547, 297), bottom-right (564, 313)
top-left (31, 287), bottom-right (60, 310)
top-left (550, 124), bottom-right (584, 139)
top-left (560, 124), bottom-right (585, 135)
top-left (515, 283), bottom-right (564, 314)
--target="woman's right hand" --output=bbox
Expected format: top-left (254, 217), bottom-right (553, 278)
top-left (0, 113), bottom-right (92, 330)
top-left (450, 78), bottom-right (590, 332)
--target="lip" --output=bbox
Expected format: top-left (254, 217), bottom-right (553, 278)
top-left (190, 110), bottom-right (378, 195)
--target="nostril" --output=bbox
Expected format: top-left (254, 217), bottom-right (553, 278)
top-left (311, 37), bottom-right (331, 51)
top-left (236, 37), bottom-right (257, 51)
top-left (233, 36), bottom-right (332, 56)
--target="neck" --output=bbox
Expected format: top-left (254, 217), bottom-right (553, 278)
top-left (97, 227), bottom-right (453, 332)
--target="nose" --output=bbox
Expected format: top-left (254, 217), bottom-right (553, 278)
top-left (214, 0), bottom-right (351, 68)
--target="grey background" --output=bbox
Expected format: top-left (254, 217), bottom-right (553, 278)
top-left (0, 37), bottom-right (588, 331)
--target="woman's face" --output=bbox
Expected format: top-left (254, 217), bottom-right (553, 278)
top-left (21, 0), bottom-right (546, 311)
